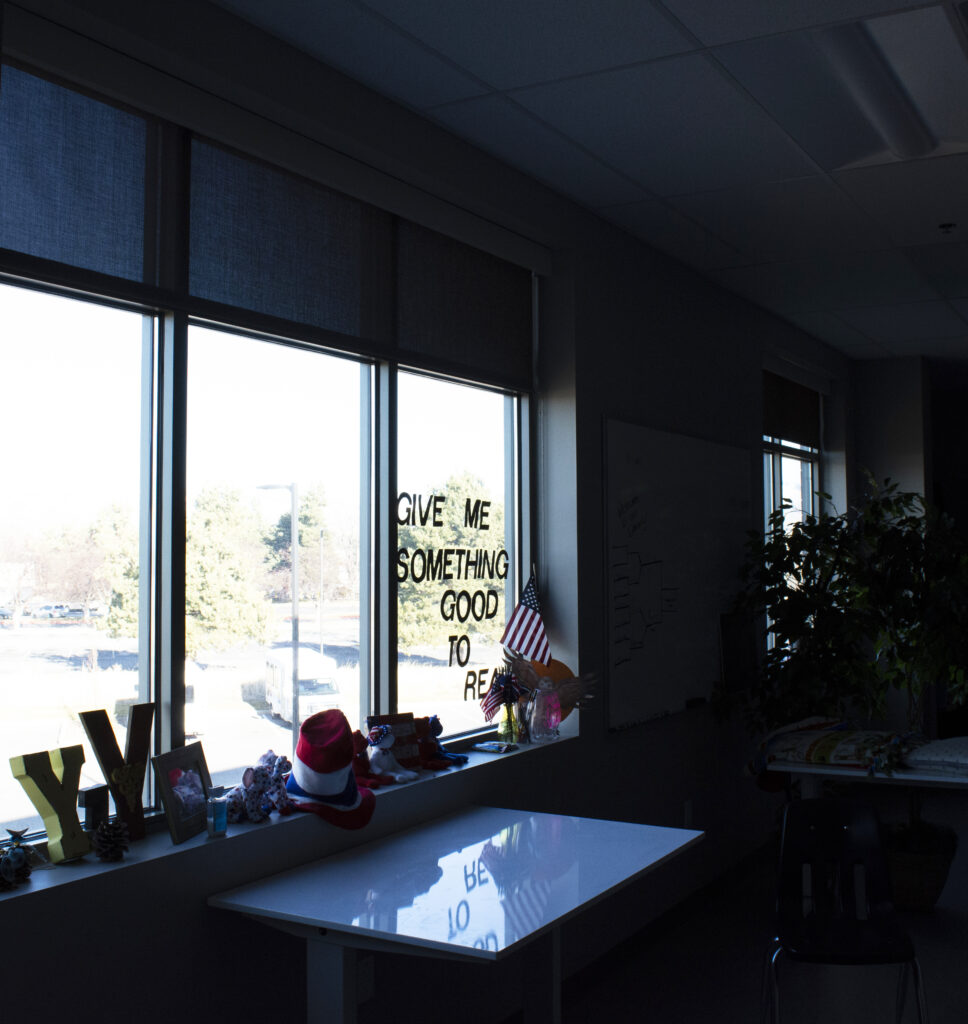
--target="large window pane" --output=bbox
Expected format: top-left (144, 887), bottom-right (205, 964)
top-left (0, 283), bottom-right (149, 832)
top-left (396, 372), bottom-right (516, 736)
top-left (186, 327), bottom-right (364, 782)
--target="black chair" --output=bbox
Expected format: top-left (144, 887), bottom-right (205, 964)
top-left (764, 797), bottom-right (928, 1023)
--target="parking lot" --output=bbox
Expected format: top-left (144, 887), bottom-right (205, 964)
top-left (0, 600), bottom-right (496, 833)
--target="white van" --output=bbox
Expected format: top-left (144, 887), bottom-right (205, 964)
top-left (264, 647), bottom-right (340, 724)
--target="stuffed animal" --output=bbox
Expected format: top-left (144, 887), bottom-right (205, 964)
top-left (413, 715), bottom-right (463, 770)
top-left (367, 725), bottom-right (420, 783)
top-left (225, 764), bottom-right (272, 824)
top-left (352, 730), bottom-right (396, 789)
top-left (256, 749), bottom-right (293, 814)
top-left (419, 715), bottom-right (469, 767)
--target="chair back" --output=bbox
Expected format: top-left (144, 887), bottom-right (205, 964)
top-left (776, 798), bottom-right (893, 925)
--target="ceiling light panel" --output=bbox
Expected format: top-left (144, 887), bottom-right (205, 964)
top-left (866, 7), bottom-right (968, 148)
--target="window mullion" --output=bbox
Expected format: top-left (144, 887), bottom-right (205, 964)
top-left (375, 361), bottom-right (397, 716)
top-left (138, 315), bottom-right (156, 708)
top-left (157, 310), bottom-right (188, 753)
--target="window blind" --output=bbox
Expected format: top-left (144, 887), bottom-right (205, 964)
top-left (0, 65), bottom-right (145, 280)
top-left (1, 63), bottom-right (534, 389)
top-left (396, 220), bottom-right (533, 390)
top-left (763, 370), bottom-right (821, 448)
top-left (189, 140), bottom-right (363, 337)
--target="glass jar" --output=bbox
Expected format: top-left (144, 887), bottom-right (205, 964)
top-left (528, 681), bottom-right (561, 743)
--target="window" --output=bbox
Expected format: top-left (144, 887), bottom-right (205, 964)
top-left (0, 283), bottom-right (153, 833)
top-left (0, 59), bottom-right (533, 841)
top-left (396, 372), bottom-right (519, 736)
top-left (763, 437), bottom-right (820, 530)
top-left (185, 326), bottom-right (366, 785)
top-left (763, 371), bottom-right (822, 530)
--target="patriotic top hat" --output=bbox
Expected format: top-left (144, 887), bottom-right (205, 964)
top-left (286, 709), bottom-right (376, 829)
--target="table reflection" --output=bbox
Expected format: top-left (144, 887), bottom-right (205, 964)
top-left (359, 811), bottom-right (578, 952)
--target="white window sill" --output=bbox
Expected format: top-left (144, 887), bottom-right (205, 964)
top-left (0, 724), bottom-right (579, 905)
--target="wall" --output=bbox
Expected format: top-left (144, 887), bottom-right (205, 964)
top-left (852, 357), bottom-right (930, 498)
top-left (1, 0), bottom-right (856, 1020)
top-left (930, 362), bottom-right (968, 529)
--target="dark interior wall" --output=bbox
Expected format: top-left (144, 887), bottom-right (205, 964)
top-left (561, 222), bottom-right (851, 872)
top-left (930, 361), bottom-right (968, 532)
top-left (851, 357), bottom-right (930, 499)
top-left (1, 1), bottom-right (859, 1020)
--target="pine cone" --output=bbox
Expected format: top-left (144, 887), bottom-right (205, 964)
top-left (0, 845), bottom-right (31, 888)
top-left (93, 819), bottom-right (130, 862)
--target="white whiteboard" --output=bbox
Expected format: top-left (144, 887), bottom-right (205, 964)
top-left (605, 419), bottom-right (751, 730)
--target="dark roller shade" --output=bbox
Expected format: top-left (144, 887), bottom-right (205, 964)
top-left (764, 370), bottom-right (820, 448)
top-left (396, 220), bottom-right (532, 389)
top-left (0, 65), bottom-right (145, 280)
top-left (189, 139), bottom-right (362, 337)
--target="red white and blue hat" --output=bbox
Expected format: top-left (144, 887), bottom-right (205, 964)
top-left (286, 710), bottom-right (375, 829)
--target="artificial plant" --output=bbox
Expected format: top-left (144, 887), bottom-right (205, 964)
top-left (731, 477), bottom-right (968, 736)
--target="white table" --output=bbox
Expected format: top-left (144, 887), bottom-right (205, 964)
top-left (209, 805), bottom-right (702, 1024)
top-left (767, 760), bottom-right (968, 798)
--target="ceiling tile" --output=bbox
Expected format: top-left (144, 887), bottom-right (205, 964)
top-left (833, 301), bottom-right (968, 342)
top-left (710, 249), bottom-right (938, 315)
top-left (511, 54), bottom-right (817, 196)
top-left (905, 242), bottom-right (968, 298)
top-left (598, 199), bottom-right (746, 270)
top-left (660, 0), bottom-right (926, 46)
top-left (209, 0), bottom-right (486, 108)
top-left (714, 33), bottom-right (885, 170)
top-left (897, 335), bottom-right (968, 358)
top-left (947, 296), bottom-right (968, 323)
top-left (360, 0), bottom-right (695, 89)
top-left (783, 309), bottom-right (888, 353)
top-left (667, 177), bottom-right (889, 261)
top-left (835, 154), bottom-right (968, 246)
top-left (429, 95), bottom-right (651, 206)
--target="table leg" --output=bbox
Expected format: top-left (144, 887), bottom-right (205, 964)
top-left (520, 927), bottom-right (562, 1024)
top-left (306, 937), bottom-right (358, 1024)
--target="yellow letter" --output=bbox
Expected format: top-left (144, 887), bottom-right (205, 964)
top-left (10, 746), bottom-right (91, 863)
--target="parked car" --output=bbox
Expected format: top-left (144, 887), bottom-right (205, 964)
top-left (64, 607), bottom-right (85, 620)
top-left (265, 647), bottom-right (340, 724)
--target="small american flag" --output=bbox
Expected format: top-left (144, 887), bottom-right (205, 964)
top-left (480, 677), bottom-right (505, 722)
top-left (480, 672), bottom-right (526, 722)
top-left (500, 572), bottom-right (551, 665)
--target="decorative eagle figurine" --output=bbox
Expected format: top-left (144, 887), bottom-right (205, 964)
top-left (508, 657), bottom-right (598, 720)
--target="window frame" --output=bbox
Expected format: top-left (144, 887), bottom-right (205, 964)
top-left (762, 434), bottom-right (821, 531)
top-left (0, 52), bottom-right (535, 842)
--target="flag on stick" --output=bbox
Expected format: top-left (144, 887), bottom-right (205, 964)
top-left (480, 672), bottom-right (525, 722)
top-left (500, 571), bottom-right (551, 665)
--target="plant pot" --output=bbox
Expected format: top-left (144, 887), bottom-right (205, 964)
top-left (883, 821), bottom-right (958, 912)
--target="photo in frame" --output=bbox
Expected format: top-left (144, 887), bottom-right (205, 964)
top-left (365, 712), bottom-right (420, 767)
top-left (151, 742), bottom-right (213, 844)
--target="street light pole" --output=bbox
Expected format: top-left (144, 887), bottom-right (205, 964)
top-left (289, 482), bottom-right (299, 740)
top-left (318, 528), bottom-right (324, 656)
top-left (258, 482), bottom-right (299, 753)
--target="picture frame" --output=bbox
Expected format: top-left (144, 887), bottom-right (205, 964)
top-left (151, 742), bottom-right (213, 844)
top-left (366, 712), bottom-right (420, 767)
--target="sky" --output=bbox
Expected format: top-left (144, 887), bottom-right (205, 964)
top-left (0, 282), bottom-right (506, 541)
